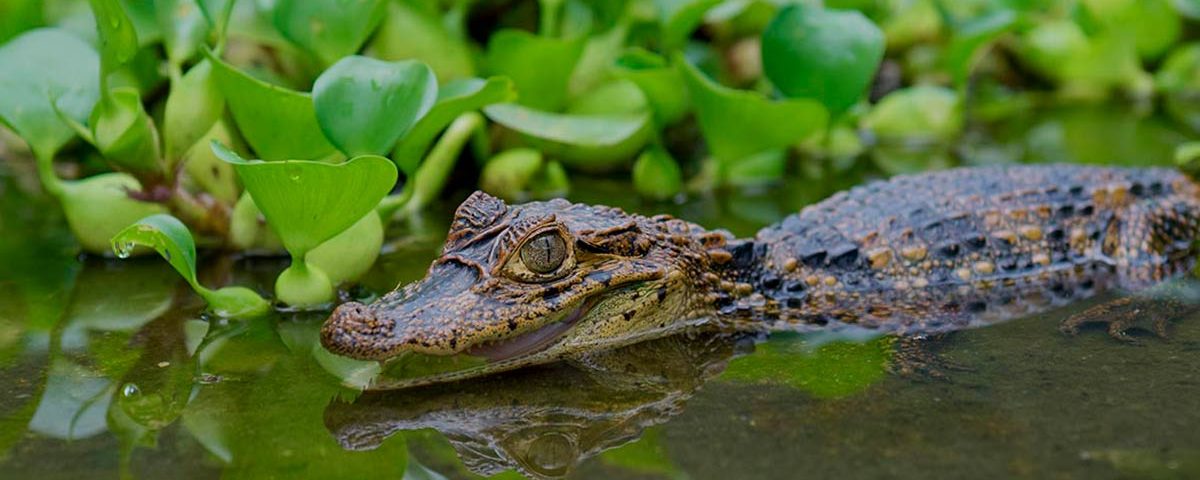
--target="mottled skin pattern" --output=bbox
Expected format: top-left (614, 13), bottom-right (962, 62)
top-left (320, 165), bottom-right (1200, 386)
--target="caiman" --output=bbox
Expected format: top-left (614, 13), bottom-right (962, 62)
top-left (320, 164), bottom-right (1200, 387)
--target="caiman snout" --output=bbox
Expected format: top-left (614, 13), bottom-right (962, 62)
top-left (320, 301), bottom-right (398, 360)
top-left (321, 262), bottom-right (496, 360)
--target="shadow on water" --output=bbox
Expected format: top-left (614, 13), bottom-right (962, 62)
top-left (4, 103), bottom-right (1200, 479)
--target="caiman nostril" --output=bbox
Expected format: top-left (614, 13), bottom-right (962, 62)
top-left (321, 302), bottom-right (395, 359)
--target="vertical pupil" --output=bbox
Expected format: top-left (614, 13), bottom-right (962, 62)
top-left (522, 233), bottom-right (564, 273)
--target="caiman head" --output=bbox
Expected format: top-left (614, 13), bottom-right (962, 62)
top-left (320, 191), bottom-right (735, 381)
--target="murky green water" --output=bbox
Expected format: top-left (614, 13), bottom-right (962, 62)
top-left (3, 105), bottom-right (1200, 479)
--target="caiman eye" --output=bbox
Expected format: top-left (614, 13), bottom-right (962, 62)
top-left (520, 231), bottom-right (567, 273)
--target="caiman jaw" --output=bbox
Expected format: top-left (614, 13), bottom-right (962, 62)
top-left (466, 295), bottom-right (598, 361)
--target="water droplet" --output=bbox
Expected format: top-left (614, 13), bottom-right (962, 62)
top-left (122, 383), bottom-right (140, 397)
top-left (162, 250), bottom-right (171, 261)
top-left (115, 241), bottom-right (135, 258)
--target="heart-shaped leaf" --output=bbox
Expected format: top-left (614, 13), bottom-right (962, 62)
top-left (313, 56), bottom-right (438, 157)
top-left (206, 48), bottom-right (335, 161)
top-left (0, 29), bottom-right (100, 161)
top-left (211, 141), bottom-right (397, 257)
top-left (484, 103), bottom-right (653, 171)
top-left (678, 58), bottom-right (827, 167)
top-left (761, 4), bottom-right (884, 116)
top-left (485, 29), bottom-right (585, 112)
top-left (273, 0), bottom-right (387, 66)
top-left (111, 214), bottom-right (270, 319)
top-left (392, 76), bottom-right (516, 175)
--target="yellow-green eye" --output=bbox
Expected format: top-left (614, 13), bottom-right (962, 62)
top-left (520, 231), bottom-right (567, 274)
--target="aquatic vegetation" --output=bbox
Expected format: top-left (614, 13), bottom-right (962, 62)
top-left (5, 3), bottom-right (1200, 475)
top-left (7, 0), bottom-right (1199, 312)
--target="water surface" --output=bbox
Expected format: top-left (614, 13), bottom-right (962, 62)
top-left (2, 104), bottom-right (1199, 479)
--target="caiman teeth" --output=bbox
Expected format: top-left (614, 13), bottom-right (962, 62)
top-left (466, 301), bottom-right (590, 362)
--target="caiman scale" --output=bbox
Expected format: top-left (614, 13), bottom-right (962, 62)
top-left (321, 164), bottom-right (1200, 386)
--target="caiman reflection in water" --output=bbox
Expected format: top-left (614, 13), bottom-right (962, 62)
top-left (324, 332), bottom-right (748, 478)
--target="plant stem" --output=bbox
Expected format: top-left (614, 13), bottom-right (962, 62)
top-left (33, 150), bottom-right (64, 198)
top-left (538, 0), bottom-right (563, 38)
top-left (168, 186), bottom-right (230, 244)
top-left (379, 112), bottom-right (484, 221)
top-left (401, 112), bottom-right (484, 218)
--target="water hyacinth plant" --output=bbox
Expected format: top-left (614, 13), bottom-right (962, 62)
top-left (5, 0), bottom-right (1200, 316)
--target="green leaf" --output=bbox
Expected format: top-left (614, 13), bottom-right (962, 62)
top-left (272, 0), bottom-right (387, 66)
top-left (861, 86), bottom-right (963, 142)
top-left (761, 4), bottom-right (885, 116)
top-left (1174, 141), bottom-right (1200, 172)
top-left (480, 148), bottom-right (545, 202)
top-left (484, 103), bottom-right (654, 171)
top-left (678, 59), bottom-right (827, 171)
top-left (154, 0), bottom-right (208, 66)
top-left (569, 18), bottom-right (631, 98)
top-left (725, 149), bottom-right (787, 186)
top-left (88, 0), bottom-right (140, 76)
top-left (392, 76), bottom-right (516, 175)
top-left (306, 212), bottom-right (384, 284)
top-left (484, 29), bottom-right (585, 112)
top-left (656, 0), bottom-right (723, 50)
top-left (111, 214), bottom-right (270, 318)
top-left (164, 59), bottom-right (223, 164)
top-left (614, 49), bottom-right (690, 126)
top-left (89, 87), bottom-right (164, 183)
top-left (205, 48), bottom-right (336, 160)
top-left (181, 120), bottom-right (239, 204)
top-left (945, 9), bottom-right (1017, 90)
top-left (567, 79), bottom-right (649, 116)
top-left (59, 173), bottom-right (168, 254)
top-left (396, 112), bottom-right (483, 216)
top-left (313, 56), bottom-right (438, 157)
top-left (211, 142), bottom-right (397, 257)
top-left (632, 146), bottom-right (683, 200)
top-left (528, 159), bottom-right (570, 200)
top-left (0, 29), bottom-right (100, 162)
top-left (365, 0), bottom-right (476, 82)
top-left (0, 0), bottom-right (43, 44)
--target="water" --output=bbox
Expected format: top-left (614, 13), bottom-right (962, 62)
top-left (2, 104), bottom-right (1200, 479)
